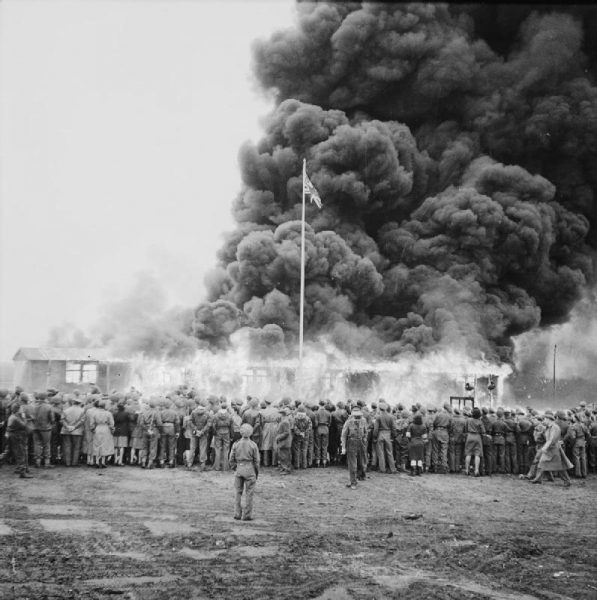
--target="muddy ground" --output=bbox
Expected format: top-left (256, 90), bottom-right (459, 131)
top-left (0, 464), bottom-right (595, 600)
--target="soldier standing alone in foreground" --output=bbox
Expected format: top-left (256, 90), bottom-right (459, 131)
top-left (230, 423), bottom-right (260, 521)
top-left (341, 408), bottom-right (368, 489)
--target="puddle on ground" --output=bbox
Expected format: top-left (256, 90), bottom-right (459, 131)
top-left (179, 547), bottom-right (226, 560)
top-left (83, 575), bottom-right (177, 587)
top-left (39, 519), bottom-right (111, 534)
top-left (227, 526), bottom-right (282, 537)
top-left (313, 586), bottom-right (355, 600)
top-left (363, 567), bottom-right (540, 600)
top-left (0, 521), bottom-right (14, 535)
top-left (143, 521), bottom-right (196, 535)
top-left (126, 512), bottom-right (179, 520)
top-left (232, 545), bottom-right (278, 558)
top-left (27, 504), bottom-right (85, 516)
top-left (102, 551), bottom-right (150, 561)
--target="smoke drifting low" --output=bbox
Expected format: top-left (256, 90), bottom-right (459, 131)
top-left (46, 272), bottom-right (198, 360)
top-left (193, 3), bottom-right (597, 365)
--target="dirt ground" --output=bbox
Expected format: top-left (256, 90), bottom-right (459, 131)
top-left (0, 464), bottom-right (595, 600)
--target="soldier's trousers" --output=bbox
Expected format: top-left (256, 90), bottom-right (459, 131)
top-left (306, 428), bottom-right (314, 466)
top-left (395, 435), bottom-right (409, 469)
top-left (573, 444), bottom-right (587, 477)
top-left (517, 437), bottom-right (532, 475)
top-left (376, 432), bottom-right (396, 473)
top-left (292, 435), bottom-right (308, 469)
top-left (482, 441), bottom-right (494, 475)
top-left (213, 435), bottom-right (230, 470)
top-left (8, 434), bottom-right (27, 474)
top-left (190, 435), bottom-right (209, 466)
top-left (159, 432), bottom-right (177, 465)
top-left (141, 432), bottom-right (159, 466)
top-left (278, 446), bottom-right (291, 472)
top-left (589, 438), bottom-right (597, 472)
top-left (316, 430), bottom-right (329, 463)
top-left (234, 472), bottom-right (256, 519)
top-left (504, 440), bottom-right (518, 474)
top-left (33, 430), bottom-right (52, 464)
top-left (62, 434), bottom-right (82, 466)
top-left (51, 425), bottom-right (61, 462)
top-left (346, 438), bottom-right (366, 485)
top-left (431, 430), bottom-right (449, 473)
top-left (424, 439), bottom-right (432, 470)
top-left (494, 442), bottom-right (506, 473)
top-left (449, 440), bottom-right (464, 472)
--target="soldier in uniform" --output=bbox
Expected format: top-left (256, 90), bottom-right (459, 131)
top-left (423, 407), bottom-right (434, 472)
top-left (306, 401), bottom-right (317, 467)
top-left (431, 403), bottom-right (452, 474)
top-left (275, 406), bottom-right (292, 475)
top-left (530, 411), bottom-right (572, 486)
top-left (32, 392), bottom-right (55, 468)
top-left (566, 414), bottom-right (588, 478)
top-left (0, 403), bottom-right (33, 478)
top-left (48, 391), bottom-right (63, 464)
top-left (373, 401), bottom-right (397, 474)
top-left (394, 407), bottom-right (410, 472)
top-left (292, 405), bottom-right (312, 469)
top-left (449, 408), bottom-right (467, 473)
top-left (517, 409), bottom-right (534, 476)
top-left (330, 401), bottom-right (348, 466)
top-left (504, 409), bottom-right (519, 474)
top-left (341, 408), bottom-right (368, 489)
top-left (241, 398), bottom-right (263, 459)
top-left (588, 413), bottom-right (597, 474)
top-left (229, 423), bottom-right (260, 521)
top-left (314, 400), bottom-right (332, 467)
top-left (190, 403), bottom-right (212, 471)
top-left (61, 396), bottom-right (85, 467)
top-left (139, 397), bottom-right (163, 469)
top-left (159, 399), bottom-right (180, 468)
top-left (260, 399), bottom-right (279, 467)
top-left (212, 405), bottom-right (234, 471)
top-left (491, 408), bottom-right (508, 473)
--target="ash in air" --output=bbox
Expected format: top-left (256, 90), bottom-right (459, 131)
top-left (193, 3), bottom-right (597, 366)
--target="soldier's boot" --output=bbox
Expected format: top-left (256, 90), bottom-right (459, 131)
top-left (168, 462), bottom-right (175, 469)
top-left (44, 459), bottom-right (55, 469)
top-left (19, 472), bottom-right (33, 479)
top-left (34, 460), bottom-right (41, 468)
top-left (315, 461), bottom-right (320, 468)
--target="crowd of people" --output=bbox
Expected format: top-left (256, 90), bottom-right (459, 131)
top-left (0, 385), bottom-right (595, 490)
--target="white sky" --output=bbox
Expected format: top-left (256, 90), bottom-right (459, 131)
top-left (0, 0), bottom-right (296, 360)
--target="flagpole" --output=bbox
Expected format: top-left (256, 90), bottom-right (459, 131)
top-left (299, 159), bottom-right (306, 369)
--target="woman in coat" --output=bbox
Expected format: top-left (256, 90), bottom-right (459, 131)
top-left (82, 396), bottom-right (98, 466)
top-left (464, 407), bottom-right (485, 477)
top-left (406, 413), bottom-right (427, 476)
top-left (531, 410), bottom-right (572, 486)
top-left (91, 400), bottom-right (115, 468)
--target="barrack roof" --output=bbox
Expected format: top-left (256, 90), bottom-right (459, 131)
top-left (13, 347), bottom-right (129, 362)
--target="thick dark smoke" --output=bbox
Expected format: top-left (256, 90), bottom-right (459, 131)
top-left (193, 2), bottom-right (597, 364)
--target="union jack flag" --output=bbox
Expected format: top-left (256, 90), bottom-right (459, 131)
top-left (303, 169), bottom-right (322, 209)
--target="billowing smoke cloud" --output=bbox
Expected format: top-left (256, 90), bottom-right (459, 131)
top-left (193, 3), bottom-right (597, 365)
top-left (46, 272), bottom-right (198, 360)
top-left (47, 323), bottom-right (92, 348)
top-left (92, 272), bottom-right (197, 359)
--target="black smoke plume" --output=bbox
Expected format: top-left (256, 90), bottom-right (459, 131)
top-left (193, 2), bottom-right (597, 364)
